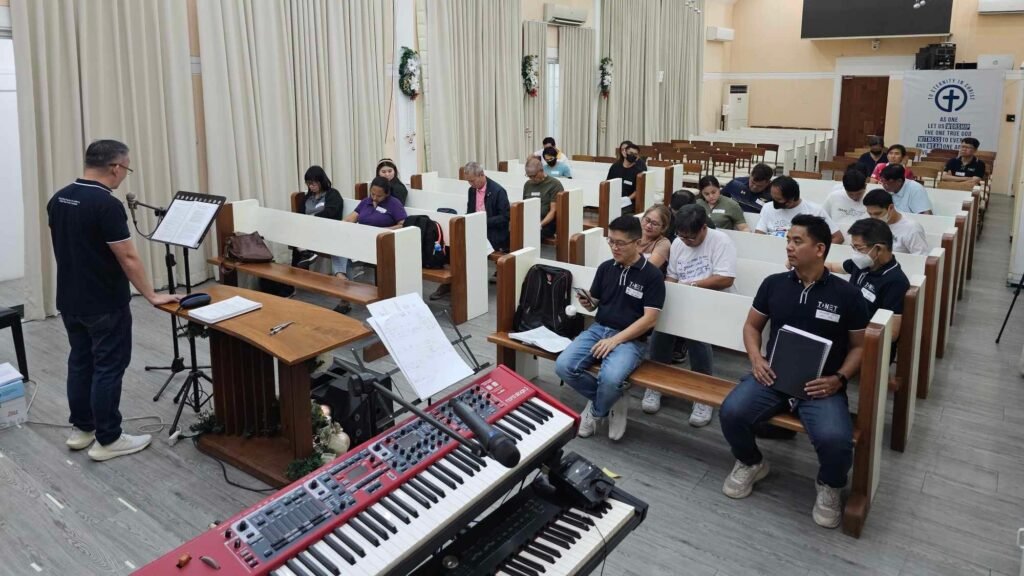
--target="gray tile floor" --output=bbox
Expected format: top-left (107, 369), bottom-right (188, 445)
top-left (1, 195), bottom-right (1023, 575)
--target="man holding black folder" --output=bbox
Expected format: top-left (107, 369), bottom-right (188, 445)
top-left (719, 214), bottom-right (870, 529)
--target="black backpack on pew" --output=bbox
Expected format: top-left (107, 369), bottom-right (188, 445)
top-left (404, 215), bottom-right (449, 269)
top-left (514, 265), bottom-right (583, 338)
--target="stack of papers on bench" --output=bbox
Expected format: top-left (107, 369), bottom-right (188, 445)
top-left (509, 326), bottom-right (572, 353)
top-left (188, 296), bottom-right (262, 324)
top-left (768, 324), bottom-right (831, 400)
top-left (0, 362), bottom-right (23, 387)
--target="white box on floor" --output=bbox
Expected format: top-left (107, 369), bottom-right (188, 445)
top-left (0, 379), bottom-right (27, 427)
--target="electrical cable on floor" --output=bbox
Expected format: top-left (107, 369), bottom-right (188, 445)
top-left (1, 378), bottom-right (169, 435)
top-left (192, 436), bottom-right (277, 494)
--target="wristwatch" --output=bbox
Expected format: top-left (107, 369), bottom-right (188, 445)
top-left (835, 372), bottom-right (849, 387)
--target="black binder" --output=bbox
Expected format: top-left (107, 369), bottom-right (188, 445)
top-left (768, 325), bottom-right (832, 400)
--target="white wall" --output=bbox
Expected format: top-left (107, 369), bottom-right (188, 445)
top-left (0, 38), bottom-right (23, 282)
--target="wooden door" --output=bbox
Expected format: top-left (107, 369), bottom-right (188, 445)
top-left (837, 76), bottom-right (889, 157)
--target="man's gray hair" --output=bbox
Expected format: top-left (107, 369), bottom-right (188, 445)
top-left (85, 139), bottom-right (130, 169)
top-left (464, 161), bottom-right (485, 177)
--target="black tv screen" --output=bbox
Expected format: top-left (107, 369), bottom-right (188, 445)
top-left (801, 0), bottom-right (953, 39)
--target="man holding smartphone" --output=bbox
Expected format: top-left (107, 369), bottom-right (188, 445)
top-left (555, 216), bottom-right (665, 441)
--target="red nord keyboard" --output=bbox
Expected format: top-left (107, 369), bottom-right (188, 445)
top-left (135, 365), bottom-right (579, 576)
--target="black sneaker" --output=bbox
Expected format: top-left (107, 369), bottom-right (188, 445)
top-left (333, 301), bottom-right (352, 314)
top-left (296, 252), bottom-right (318, 270)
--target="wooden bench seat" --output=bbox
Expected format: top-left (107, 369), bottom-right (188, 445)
top-left (488, 331), bottom-right (862, 443)
top-left (210, 257), bottom-right (381, 305)
top-left (421, 267), bottom-right (452, 284)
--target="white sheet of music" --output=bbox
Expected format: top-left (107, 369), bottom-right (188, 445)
top-left (367, 293), bottom-right (472, 399)
top-left (152, 199), bottom-right (220, 249)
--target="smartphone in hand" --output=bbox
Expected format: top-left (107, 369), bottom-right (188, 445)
top-left (573, 287), bottom-right (597, 310)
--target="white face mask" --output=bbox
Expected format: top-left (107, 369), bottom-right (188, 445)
top-left (850, 251), bottom-right (874, 269)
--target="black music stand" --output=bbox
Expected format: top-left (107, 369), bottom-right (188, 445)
top-left (146, 191), bottom-right (226, 434)
top-left (996, 270), bottom-right (1024, 343)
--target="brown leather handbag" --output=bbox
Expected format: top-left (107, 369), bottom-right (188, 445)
top-left (224, 232), bottom-right (273, 263)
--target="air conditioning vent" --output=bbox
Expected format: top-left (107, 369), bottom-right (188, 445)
top-left (978, 0), bottom-right (1024, 13)
top-left (543, 3), bottom-right (587, 27)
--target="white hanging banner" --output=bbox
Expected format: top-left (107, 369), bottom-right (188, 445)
top-left (899, 70), bottom-right (1004, 154)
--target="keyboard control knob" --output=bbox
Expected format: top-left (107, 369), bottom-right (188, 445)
top-left (238, 520), bottom-right (248, 531)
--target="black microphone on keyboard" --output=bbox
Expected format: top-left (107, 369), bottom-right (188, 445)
top-left (452, 399), bottom-right (521, 469)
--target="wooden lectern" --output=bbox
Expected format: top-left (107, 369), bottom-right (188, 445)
top-left (159, 284), bottom-right (372, 486)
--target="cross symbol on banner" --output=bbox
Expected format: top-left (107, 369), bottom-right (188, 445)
top-left (935, 85), bottom-right (968, 113)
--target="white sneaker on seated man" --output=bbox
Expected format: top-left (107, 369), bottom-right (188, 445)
top-left (554, 216), bottom-right (665, 441)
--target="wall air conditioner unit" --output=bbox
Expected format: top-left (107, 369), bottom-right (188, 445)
top-left (543, 3), bottom-right (587, 27)
top-left (978, 0), bottom-right (1024, 13)
top-left (707, 26), bottom-right (735, 42)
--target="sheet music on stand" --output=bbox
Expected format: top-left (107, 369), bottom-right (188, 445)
top-left (151, 191), bottom-right (226, 249)
top-left (366, 293), bottom-right (473, 400)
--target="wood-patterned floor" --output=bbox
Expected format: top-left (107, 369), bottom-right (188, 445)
top-left (1, 195), bottom-right (1023, 575)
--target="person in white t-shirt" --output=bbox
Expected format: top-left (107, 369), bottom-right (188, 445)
top-left (862, 189), bottom-right (929, 256)
top-left (755, 176), bottom-right (843, 244)
top-left (823, 166), bottom-right (869, 240)
top-left (644, 205), bottom-right (737, 427)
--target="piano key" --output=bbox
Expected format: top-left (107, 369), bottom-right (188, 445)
top-left (321, 534), bottom-right (356, 565)
top-left (304, 547), bottom-right (338, 575)
top-left (427, 466), bottom-right (458, 490)
top-left (310, 541), bottom-right (350, 572)
top-left (444, 453), bottom-right (476, 476)
top-left (529, 540), bottom-right (562, 559)
top-left (506, 559), bottom-right (541, 576)
top-left (504, 411), bottom-right (536, 432)
top-left (272, 567), bottom-right (299, 576)
top-left (558, 514), bottom-right (590, 531)
top-left (564, 510), bottom-right (595, 526)
top-left (335, 525), bottom-right (388, 572)
top-left (365, 506), bottom-right (398, 534)
top-left (494, 421), bottom-right (523, 441)
top-left (512, 553), bottom-right (546, 573)
top-left (537, 532), bottom-right (572, 550)
top-left (296, 550), bottom-right (332, 576)
top-left (378, 497), bottom-right (410, 524)
top-left (433, 460), bottom-right (465, 485)
top-left (457, 445), bottom-right (488, 467)
top-left (285, 558), bottom-right (311, 576)
top-left (545, 525), bottom-right (578, 545)
top-left (517, 402), bottom-right (548, 423)
top-left (527, 398), bottom-right (555, 418)
top-left (348, 516), bottom-right (380, 546)
top-left (333, 527), bottom-right (365, 557)
top-left (387, 492), bottom-right (419, 518)
top-left (500, 564), bottom-right (532, 576)
top-left (413, 474), bottom-right (446, 498)
top-left (551, 521), bottom-right (582, 540)
top-left (519, 549), bottom-right (557, 573)
top-left (540, 498), bottom-right (638, 576)
top-left (399, 483), bottom-right (432, 508)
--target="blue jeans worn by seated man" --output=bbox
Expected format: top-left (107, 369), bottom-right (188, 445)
top-left (555, 323), bottom-right (647, 417)
top-left (647, 331), bottom-right (713, 375)
top-left (61, 305), bottom-right (133, 445)
top-left (719, 374), bottom-right (854, 488)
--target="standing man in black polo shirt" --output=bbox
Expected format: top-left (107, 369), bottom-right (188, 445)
top-left (555, 216), bottom-right (665, 442)
top-left (719, 214), bottom-right (870, 529)
top-left (48, 140), bottom-right (180, 462)
top-left (943, 137), bottom-right (986, 185)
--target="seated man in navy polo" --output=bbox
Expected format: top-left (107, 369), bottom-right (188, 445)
top-left (828, 218), bottom-right (910, 342)
top-left (943, 137), bottom-right (986, 185)
top-left (719, 214), bottom-right (870, 529)
top-left (722, 162), bottom-right (774, 213)
top-left (555, 216), bottom-right (665, 442)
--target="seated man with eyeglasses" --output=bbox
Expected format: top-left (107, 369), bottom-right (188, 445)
top-left (555, 216), bottom-right (665, 442)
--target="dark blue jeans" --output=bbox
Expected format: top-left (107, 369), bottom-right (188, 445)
top-left (719, 374), bottom-right (853, 488)
top-left (555, 323), bottom-right (647, 417)
top-left (647, 331), bottom-right (713, 375)
top-left (62, 306), bottom-right (132, 445)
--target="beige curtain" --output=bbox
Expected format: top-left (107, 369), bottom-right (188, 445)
top-left (659, 0), bottom-right (704, 139)
top-left (558, 26), bottom-right (596, 157)
top-left (199, 1), bottom-right (391, 209)
top-left (422, 0), bottom-right (523, 176)
top-left (599, 0), bottom-right (661, 154)
top-left (522, 20), bottom-right (547, 159)
top-left (12, 0), bottom-right (198, 320)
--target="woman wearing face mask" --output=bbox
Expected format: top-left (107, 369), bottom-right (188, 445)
top-left (869, 144), bottom-right (916, 184)
top-left (615, 140), bottom-right (647, 171)
top-left (376, 158), bottom-right (408, 206)
top-left (541, 146), bottom-right (573, 178)
top-left (696, 175), bottom-right (749, 231)
top-left (637, 204), bottom-right (672, 271)
top-left (607, 143), bottom-right (645, 214)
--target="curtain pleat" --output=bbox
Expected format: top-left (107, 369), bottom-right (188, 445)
top-left (423, 0), bottom-right (523, 176)
top-left (12, 0), bottom-right (197, 319)
top-left (558, 26), bottom-right (596, 157)
top-left (659, 0), bottom-right (704, 139)
top-left (522, 20), bottom-right (547, 158)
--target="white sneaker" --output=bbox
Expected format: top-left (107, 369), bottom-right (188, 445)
top-left (722, 459), bottom-right (770, 499)
top-left (87, 433), bottom-right (152, 462)
top-left (813, 482), bottom-right (843, 528)
top-left (641, 389), bottom-right (662, 414)
top-left (577, 401), bottom-right (597, 438)
top-left (689, 403), bottom-right (714, 427)
top-left (608, 396), bottom-right (629, 441)
top-left (66, 427), bottom-right (96, 451)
